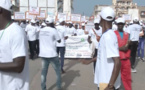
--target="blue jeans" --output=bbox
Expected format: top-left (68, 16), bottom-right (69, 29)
top-left (57, 47), bottom-right (65, 70)
top-left (138, 38), bottom-right (144, 58)
top-left (41, 57), bottom-right (61, 90)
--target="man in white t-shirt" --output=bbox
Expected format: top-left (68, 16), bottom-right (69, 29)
top-left (66, 22), bottom-right (75, 36)
top-left (25, 19), bottom-right (38, 59)
top-left (112, 21), bottom-right (118, 31)
top-left (87, 19), bottom-right (102, 72)
top-left (74, 23), bottom-right (86, 36)
top-left (94, 7), bottom-right (121, 90)
top-left (39, 17), bottom-right (62, 90)
top-left (0, 1), bottom-right (29, 90)
top-left (20, 21), bottom-right (27, 31)
top-left (56, 19), bottom-right (68, 73)
top-left (127, 17), bottom-right (142, 73)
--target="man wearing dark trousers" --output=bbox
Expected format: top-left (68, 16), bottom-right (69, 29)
top-left (128, 17), bottom-right (142, 73)
top-left (56, 18), bottom-right (68, 73)
top-left (25, 19), bottom-right (38, 60)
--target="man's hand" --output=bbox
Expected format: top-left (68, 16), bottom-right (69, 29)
top-left (81, 57), bottom-right (96, 65)
top-left (81, 60), bottom-right (92, 65)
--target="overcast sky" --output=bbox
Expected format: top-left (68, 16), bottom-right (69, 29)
top-left (73, 0), bottom-right (145, 16)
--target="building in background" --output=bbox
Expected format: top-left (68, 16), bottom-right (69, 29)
top-left (93, 0), bottom-right (145, 20)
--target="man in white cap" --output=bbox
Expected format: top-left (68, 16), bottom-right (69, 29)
top-left (74, 23), bottom-right (86, 36)
top-left (20, 20), bottom-right (27, 31)
top-left (0, 0), bottom-right (29, 90)
top-left (86, 19), bottom-right (102, 72)
top-left (127, 17), bottom-right (142, 73)
top-left (115, 18), bottom-right (132, 90)
top-left (66, 22), bottom-right (75, 36)
top-left (39, 17), bottom-right (62, 90)
top-left (56, 18), bottom-right (68, 73)
top-left (94, 7), bottom-right (121, 90)
top-left (25, 19), bottom-right (38, 60)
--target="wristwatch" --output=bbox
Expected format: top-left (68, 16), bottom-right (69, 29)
top-left (108, 84), bottom-right (115, 89)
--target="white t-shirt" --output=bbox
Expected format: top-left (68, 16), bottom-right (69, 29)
top-left (39, 27), bottom-right (60, 58)
top-left (94, 30), bottom-right (121, 89)
top-left (56, 25), bottom-right (67, 47)
top-left (127, 24), bottom-right (142, 41)
top-left (88, 27), bottom-right (102, 49)
top-left (66, 27), bottom-right (75, 36)
top-left (0, 23), bottom-right (29, 90)
top-left (25, 24), bottom-right (38, 41)
top-left (36, 25), bottom-right (40, 40)
top-left (20, 23), bottom-right (26, 31)
top-left (74, 29), bottom-right (85, 36)
top-left (112, 24), bottom-right (118, 31)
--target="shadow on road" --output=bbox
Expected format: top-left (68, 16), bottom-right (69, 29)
top-left (48, 70), bottom-right (80, 90)
top-left (64, 59), bottom-right (80, 71)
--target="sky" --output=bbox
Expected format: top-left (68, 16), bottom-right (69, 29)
top-left (73, 0), bottom-right (145, 16)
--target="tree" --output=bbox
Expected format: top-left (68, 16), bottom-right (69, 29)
top-left (57, 0), bottom-right (74, 12)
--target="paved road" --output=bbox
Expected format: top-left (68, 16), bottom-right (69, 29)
top-left (29, 58), bottom-right (145, 90)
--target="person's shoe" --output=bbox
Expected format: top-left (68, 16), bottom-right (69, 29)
top-left (131, 69), bottom-right (137, 73)
top-left (141, 58), bottom-right (145, 62)
top-left (61, 69), bottom-right (66, 74)
top-left (137, 57), bottom-right (141, 60)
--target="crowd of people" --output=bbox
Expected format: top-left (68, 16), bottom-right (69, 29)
top-left (0, 0), bottom-right (145, 90)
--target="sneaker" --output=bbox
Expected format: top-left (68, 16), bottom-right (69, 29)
top-left (137, 57), bottom-right (141, 60)
top-left (131, 69), bottom-right (137, 73)
top-left (141, 58), bottom-right (145, 62)
top-left (61, 69), bottom-right (66, 74)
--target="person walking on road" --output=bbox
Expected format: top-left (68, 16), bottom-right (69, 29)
top-left (39, 17), bottom-right (62, 90)
top-left (115, 18), bottom-right (132, 90)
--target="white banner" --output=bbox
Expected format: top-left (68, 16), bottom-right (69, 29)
top-left (81, 16), bottom-right (86, 22)
top-left (85, 21), bottom-right (94, 31)
top-left (29, 7), bottom-right (40, 15)
top-left (37, 10), bottom-right (46, 19)
top-left (57, 13), bottom-right (67, 21)
top-left (71, 14), bottom-right (81, 22)
top-left (26, 11), bottom-right (36, 20)
top-left (65, 35), bottom-right (92, 58)
top-left (128, 9), bottom-right (139, 20)
top-left (14, 12), bottom-right (25, 20)
top-left (122, 14), bottom-right (131, 21)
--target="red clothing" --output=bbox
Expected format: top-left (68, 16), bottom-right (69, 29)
top-left (114, 31), bottom-right (130, 60)
top-left (114, 31), bottom-right (132, 90)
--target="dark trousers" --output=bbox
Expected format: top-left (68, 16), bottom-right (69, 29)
top-left (57, 47), bottom-right (65, 70)
top-left (36, 40), bottom-right (39, 55)
top-left (130, 41), bottom-right (138, 69)
top-left (138, 38), bottom-right (144, 58)
top-left (28, 41), bottom-right (36, 59)
top-left (93, 49), bottom-right (98, 72)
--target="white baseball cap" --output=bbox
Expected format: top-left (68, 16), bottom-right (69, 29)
top-left (11, 16), bottom-right (14, 19)
top-left (100, 7), bottom-right (115, 21)
top-left (133, 17), bottom-right (139, 22)
top-left (46, 17), bottom-right (54, 23)
top-left (31, 19), bottom-right (36, 23)
top-left (130, 20), bottom-right (133, 24)
top-left (116, 18), bottom-right (125, 24)
top-left (94, 19), bottom-right (100, 24)
top-left (59, 18), bottom-right (64, 23)
top-left (41, 22), bottom-right (46, 26)
top-left (81, 23), bottom-right (85, 26)
top-left (0, 0), bottom-right (12, 11)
